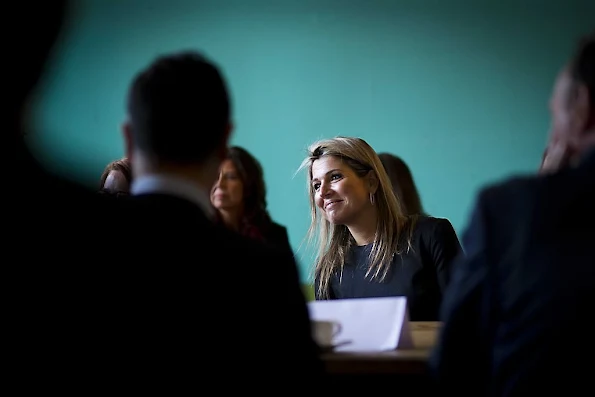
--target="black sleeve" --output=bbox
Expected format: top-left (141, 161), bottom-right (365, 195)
top-left (428, 218), bottom-right (464, 292)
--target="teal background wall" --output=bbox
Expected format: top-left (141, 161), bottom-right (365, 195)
top-left (27, 0), bottom-right (594, 281)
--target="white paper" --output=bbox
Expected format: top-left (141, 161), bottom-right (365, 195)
top-left (308, 296), bottom-right (413, 352)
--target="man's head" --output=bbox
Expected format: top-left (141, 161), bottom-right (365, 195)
top-left (123, 51), bottom-right (233, 182)
top-left (549, 32), bottom-right (595, 156)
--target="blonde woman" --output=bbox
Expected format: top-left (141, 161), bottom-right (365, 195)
top-left (300, 137), bottom-right (462, 321)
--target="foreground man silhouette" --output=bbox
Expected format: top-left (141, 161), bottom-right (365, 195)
top-left (431, 32), bottom-right (595, 396)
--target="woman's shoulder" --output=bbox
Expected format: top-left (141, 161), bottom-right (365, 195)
top-left (263, 221), bottom-right (292, 250)
top-left (269, 221), bottom-right (288, 233)
top-left (411, 215), bottom-right (457, 239)
top-left (264, 221), bottom-right (289, 239)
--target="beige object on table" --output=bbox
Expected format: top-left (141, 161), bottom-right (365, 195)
top-left (410, 321), bottom-right (441, 348)
top-left (321, 321), bottom-right (442, 375)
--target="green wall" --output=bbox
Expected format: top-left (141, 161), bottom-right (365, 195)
top-left (28, 0), bottom-right (594, 281)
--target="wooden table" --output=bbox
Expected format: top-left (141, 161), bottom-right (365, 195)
top-left (321, 322), bottom-right (441, 375)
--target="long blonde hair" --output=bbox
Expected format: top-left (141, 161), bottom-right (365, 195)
top-left (298, 137), bottom-right (415, 299)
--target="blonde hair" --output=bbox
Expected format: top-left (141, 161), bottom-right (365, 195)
top-left (298, 137), bottom-right (415, 299)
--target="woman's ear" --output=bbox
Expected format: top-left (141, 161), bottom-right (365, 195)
top-left (367, 170), bottom-right (379, 195)
top-left (216, 121), bottom-right (234, 161)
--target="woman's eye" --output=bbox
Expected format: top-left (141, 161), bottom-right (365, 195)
top-left (331, 173), bottom-right (342, 181)
top-left (313, 183), bottom-right (321, 190)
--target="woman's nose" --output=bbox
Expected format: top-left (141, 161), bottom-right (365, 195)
top-left (320, 181), bottom-right (331, 197)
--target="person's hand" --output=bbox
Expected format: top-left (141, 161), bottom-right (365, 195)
top-left (539, 141), bottom-right (572, 174)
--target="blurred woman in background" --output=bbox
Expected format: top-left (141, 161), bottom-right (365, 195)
top-left (211, 146), bottom-right (293, 255)
top-left (378, 152), bottom-right (425, 216)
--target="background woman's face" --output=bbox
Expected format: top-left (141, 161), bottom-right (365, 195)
top-left (211, 159), bottom-right (244, 211)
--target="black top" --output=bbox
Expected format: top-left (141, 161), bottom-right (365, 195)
top-left (316, 216), bottom-right (463, 321)
top-left (263, 222), bottom-right (293, 255)
top-left (213, 211), bottom-right (293, 256)
top-left (116, 193), bottom-right (324, 381)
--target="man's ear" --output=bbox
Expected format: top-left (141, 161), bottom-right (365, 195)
top-left (122, 121), bottom-right (133, 162)
top-left (577, 84), bottom-right (595, 131)
top-left (367, 170), bottom-right (379, 195)
top-left (574, 85), bottom-right (595, 153)
top-left (573, 84), bottom-right (592, 132)
top-left (216, 121), bottom-right (234, 160)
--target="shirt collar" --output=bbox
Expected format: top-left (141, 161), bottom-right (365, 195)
top-left (131, 173), bottom-right (215, 219)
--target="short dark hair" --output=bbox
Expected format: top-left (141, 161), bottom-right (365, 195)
top-left (568, 31), bottom-right (595, 108)
top-left (126, 51), bottom-right (231, 164)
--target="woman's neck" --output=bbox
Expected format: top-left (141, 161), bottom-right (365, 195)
top-left (347, 206), bottom-right (378, 246)
top-left (219, 209), bottom-right (242, 231)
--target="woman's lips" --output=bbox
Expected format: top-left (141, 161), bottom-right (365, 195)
top-left (325, 200), bottom-right (343, 210)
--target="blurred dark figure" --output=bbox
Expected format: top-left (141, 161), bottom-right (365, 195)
top-left (120, 51), bottom-right (323, 389)
top-left (11, 5), bottom-right (321, 390)
top-left (430, 32), bottom-right (595, 396)
top-left (378, 152), bottom-right (426, 215)
top-left (10, 0), bottom-right (115, 230)
top-left (10, 1), bottom-right (80, 199)
top-left (211, 145), bottom-right (293, 253)
top-left (8, 0), bottom-right (125, 392)
top-left (98, 157), bottom-right (132, 196)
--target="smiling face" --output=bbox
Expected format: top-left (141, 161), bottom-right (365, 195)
top-left (310, 155), bottom-right (375, 226)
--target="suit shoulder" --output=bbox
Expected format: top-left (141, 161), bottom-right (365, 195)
top-left (464, 175), bottom-right (545, 244)
top-left (475, 174), bottom-right (541, 213)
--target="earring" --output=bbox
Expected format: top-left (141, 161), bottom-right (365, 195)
top-left (370, 193), bottom-right (375, 205)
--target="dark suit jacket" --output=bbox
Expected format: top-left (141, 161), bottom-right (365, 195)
top-left (115, 193), bottom-right (324, 389)
top-left (429, 149), bottom-right (595, 396)
top-left (10, 147), bottom-right (323, 393)
top-left (9, 140), bottom-right (135, 391)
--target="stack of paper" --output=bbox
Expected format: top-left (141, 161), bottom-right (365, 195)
top-left (307, 296), bottom-right (413, 352)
